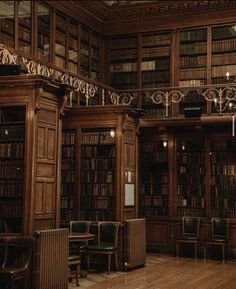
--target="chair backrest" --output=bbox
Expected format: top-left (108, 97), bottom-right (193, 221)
top-left (70, 221), bottom-right (91, 234)
top-left (211, 218), bottom-right (229, 239)
top-left (182, 217), bottom-right (200, 237)
top-left (0, 236), bottom-right (35, 270)
top-left (98, 222), bottom-right (120, 247)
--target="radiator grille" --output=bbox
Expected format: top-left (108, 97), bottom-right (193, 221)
top-left (33, 228), bottom-right (69, 289)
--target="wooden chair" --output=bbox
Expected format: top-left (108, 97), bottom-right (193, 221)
top-left (202, 218), bottom-right (229, 263)
top-left (69, 221), bottom-right (91, 285)
top-left (175, 217), bottom-right (201, 260)
top-left (0, 235), bottom-right (35, 289)
top-left (86, 222), bottom-right (120, 274)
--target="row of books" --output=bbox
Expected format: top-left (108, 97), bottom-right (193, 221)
top-left (61, 171), bottom-right (75, 183)
top-left (211, 164), bottom-right (236, 175)
top-left (0, 200), bottom-right (22, 217)
top-left (180, 42), bottom-right (207, 55)
top-left (212, 38), bottom-right (236, 53)
top-left (81, 132), bottom-right (115, 145)
top-left (179, 79), bottom-right (205, 86)
top-left (142, 70), bottom-right (170, 83)
top-left (142, 174), bottom-right (168, 184)
top-left (177, 207), bottom-right (206, 217)
top-left (178, 165), bottom-right (205, 175)
top-left (110, 62), bottom-right (137, 73)
top-left (212, 52), bottom-right (236, 66)
top-left (0, 142), bottom-right (24, 157)
top-left (142, 34), bottom-right (170, 47)
top-left (80, 195), bottom-right (113, 210)
top-left (211, 185), bottom-right (236, 197)
top-left (0, 180), bottom-right (23, 196)
top-left (61, 159), bottom-right (76, 171)
top-left (62, 130), bottom-right (76, 145)
top-left (61, 198), bottom-right (73, 210)
top-left (62, 146), bottom-right (75, 158)
top-left (81, 170), bottom-right (113, 183)
top-left (81, 183), bottom-right (114, 196)
top-left (61, 183), bottom-right (75, 195)
top-left (180, 30), bottom-right (207, 42)
top-left (179, 55), bottom-right (207, 68)
top-left (111, 38), bottom-right (137, 49)
top-left (177, 196), bottom-right (205, 208)
top-left (212, 64), bottom-right (236, 77)
top-left (211, 175), bottom-right (236, 186)
top-left (211, 198), bottom-right (236, 210)
top-left (81, 158), bottom-right (114, 170)
top-left (0, 126), bottom-right (24, 139)
top-left (140, 195), bottom-right (168, 207)
top-left (142, 46), bottom-right (170, 57)
top-left (140, 184), bottom-right (168, 195)
top-left (110, 49), bottom-right (137, 60)
top-left (177, 184), bottom-right (206, 196)
top-left (143, 151), bottom-right (168, 162)
top-left (177, 152), bottom-right (205, 162)
top-left (179, 67), bottom-right (207, 79)
top-left (0, 160), bottom-right (24, 177)
top-left (210, 151), bottom-right (236, 161)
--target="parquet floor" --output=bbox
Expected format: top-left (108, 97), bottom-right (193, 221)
top-left (68, 254), bottom-right (236, 289)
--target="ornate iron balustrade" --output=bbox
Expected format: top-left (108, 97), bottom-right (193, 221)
top-left (0, 45), bottom-right (236, 117)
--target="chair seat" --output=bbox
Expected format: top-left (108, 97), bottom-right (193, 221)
top-left (176, 235), bottom-right (199, 241)
top-left (69, 254), bottom-right (80, 262)
top-left (0, 267), bottom-right (26, 275)
top-left (86, 245), bottom-right (116, 251)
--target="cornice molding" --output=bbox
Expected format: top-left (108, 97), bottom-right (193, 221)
top-left (77, 0), bottom-right (236, 25)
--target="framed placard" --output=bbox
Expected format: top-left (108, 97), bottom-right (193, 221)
top-left (125, 183), bottom-right (134, 206)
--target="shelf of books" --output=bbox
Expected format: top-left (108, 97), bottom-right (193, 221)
top-left (110, 35), bottom-right (138, 90)
top-left (0, 1), bottom-right (15, 49)
top-left (91, 32), bottom-right (101, 81)
top-left (68, 21), bottom-right (79, 74)
top-left (176, 139), bottom-right (206, 217)
top-left (179, 28), bottom-right (207, 115)
top-left (61, 129), bottom-right (76, 222)
top-left (36, 1), bottom-right (51, 63)
top-left (80, 128), bottom-right (115, 221)
top-left (141, 32), bottom-right (171, 117)
top-left (18, 1), bottom-right (31, 55)
top-left (55, 14), bottom-right (66, 69)
top-left (209, 139), bottom-right (236, 218)
top-left (0, 106), bottom-right (25, 232)
top-left (139, 139), bottom-right (169, 218)
top-left (80, 26), bottom-right (90, 78)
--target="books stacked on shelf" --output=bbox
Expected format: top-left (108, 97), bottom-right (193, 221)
top-left (80, 128), bottom-right (115, 221)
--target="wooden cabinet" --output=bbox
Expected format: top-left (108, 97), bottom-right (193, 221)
top-left (0, 75), bottom-right (71, 234)
top-left (61, 105), bottom-right (139, 223)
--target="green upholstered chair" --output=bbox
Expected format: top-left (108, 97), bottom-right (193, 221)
top-left (70, 221), bottom-right (91, 234)
top-left (68, 254), bottom-right (80, 286)
top-left (0, 236), bottom-right (35, 289)
top-left (175, 217), bottom-right (201, 260)
top-left (202, 218), bottom-right (229, 262)
top-left (86, 222), bottom-right (120, 274)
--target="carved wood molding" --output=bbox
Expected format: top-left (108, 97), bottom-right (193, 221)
top-left (77, 0), bottom-right (236, 24)
top-left (34, 85), bottom-right (44, 113)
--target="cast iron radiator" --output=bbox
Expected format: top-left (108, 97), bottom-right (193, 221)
top-left (33, 228), bottom-right (69, 289)
top-left (124, 218), bottom-right (146, 270)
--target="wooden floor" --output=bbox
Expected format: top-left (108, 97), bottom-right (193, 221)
top-left (69, 254), bottom-right (236, 289)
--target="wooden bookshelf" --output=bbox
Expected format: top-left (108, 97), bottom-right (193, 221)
top-left (80, 128), bottom-right (115, 221)
top-left (18, 1), bottom-right (32, 55)
top-left (68, 21), bottom-right (78, 74)
top-left (209, 139), bottom-right (236, 218)
top-left (110, 35), bottom-right (138, 90)
top-left (139, 137), bottom-right (169, 218)
top-left (179, 28), bottom-right (207, 115)
top-left (176, 139), bottom-right (206, 217)
top-left (61, 129), bottom-right (76, 222)
top-left (0, 1), bottom-right (15, 48)
top-left (0, 106), bottom-right (25, 232)
top-left (55, 14), bottom-right (66, 69)
top-left (80, 26), bottom-right (90, 78)
top-left (36, 1), bottom-right (51, 63)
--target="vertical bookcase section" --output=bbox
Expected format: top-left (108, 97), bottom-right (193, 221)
top-left (140, 139), bottom-right (169, 218)
top-left (80, 128), bottom-right (115, 221)
top-left (179, 28), bottom-right (207, 114)
top-left (209, 139), bottom-right (236, 218)
top-left (0, 106), bottom-right (25, 232)
top-left (176, 139), bottom-right (206, 217)
top-left (110, 35), bottom-right (138, 90)
top-left (141, 32), bottom-right (171, 117)
top-left (211, 24), bottom-right (236, 85)
top-left (61, 129), bottom-right (76, 222)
